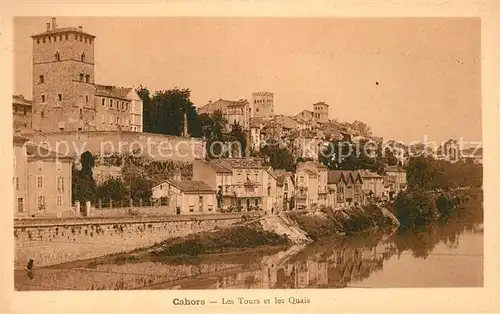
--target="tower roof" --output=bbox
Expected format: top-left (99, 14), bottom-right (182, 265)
top-left (32, 27), bottom-right (96, 39)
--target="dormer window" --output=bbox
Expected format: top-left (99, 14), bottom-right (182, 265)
top-left (55, 52), bottom-right (60, 61)
top-left (81, 53), bottom-right (86, 62)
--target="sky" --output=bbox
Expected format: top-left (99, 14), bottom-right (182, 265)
top-left (14, 17), bottom-right (482, 144)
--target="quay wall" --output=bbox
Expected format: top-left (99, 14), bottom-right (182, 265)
top-left (14, 213), bottom-right (259, 269)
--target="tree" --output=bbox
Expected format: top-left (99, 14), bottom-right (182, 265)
top-left (96, 177), bottom-right (127, 201)
top-left (259, 145), bottom-right (296, 172)
top-left (228, 121), bottom-right (247, 157)
top-left (137, 86), bottom-right (202, 137)
top-left (72, 151), bottom-right (97, 203)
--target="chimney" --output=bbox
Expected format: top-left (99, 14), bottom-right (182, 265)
top-left (51, 17), bottom-right (56, 30)
top-left (46, 23), bottom-right (51, 32)
top-left (172, 170), bottom-right (182, 181)
top-left (78, 25), bottom-right (83, 32)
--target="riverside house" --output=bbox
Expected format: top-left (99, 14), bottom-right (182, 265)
top-left (327, 170), bottom-right (349, 209)
top-left (384, 166), bottom-right (407, 194)
top-left (359, 170), bottom-right (384, 199)
top-left (193, 158), bottom-right (269, 212)
top-left (152, 179), bottom-right (216, 215)
top-left (327, 170), bottom-right (366, 209)
top-left (14, 135), bottom-right (73, 218)
top-left (295, 161), bottom-right (328, 209)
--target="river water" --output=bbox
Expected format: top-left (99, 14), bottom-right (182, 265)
top-left (15, 202), bottom-right (483, 290)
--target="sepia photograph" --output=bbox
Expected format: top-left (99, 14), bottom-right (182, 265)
top-left (10, 15), bottom-right (486, 291)
top-left (2, 3), bottom-right (498, 312)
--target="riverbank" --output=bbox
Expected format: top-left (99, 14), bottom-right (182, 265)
top-left (392, 188), bottom-right (482, 230)
top-left (148, 203), bottom-right (400, 258)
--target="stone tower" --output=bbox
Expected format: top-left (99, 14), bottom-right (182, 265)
top-left (31, 18), bottom-right (96, 132)
top-left (313, 102), bottom-right (329, 122)
top-left (251, 92), bottom-right (274, 118)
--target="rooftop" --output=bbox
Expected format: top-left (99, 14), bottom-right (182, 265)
top-left (95, 84), bottom-right (133, 100)
top-left (166, 180), bottom-right (215, 193)
top-left (13, 94), bottom-right (33, 106)
top-left (25, 143), bottom-right (73, 161)
top-left (32, 18), bottom-right (95, 39)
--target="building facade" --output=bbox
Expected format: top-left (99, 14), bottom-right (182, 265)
top-left (252, 92), bottom-right (274, 118)
top-left (192, 158), bottom-right (272, 212)
top-left (198, 98), bottom-right (251, 131)
top-left (13, 95), bottom-right (33, 131)
top-left (151, 179), bottom-right (216, 215)
top-left (29, 18), bottom-right (142, 133)
top-left (313, 102), bottom-right (329, 122)
top-left (14, 136), bottom-right (73, 218)
top-left (359, 170), bottom-right (384, 199)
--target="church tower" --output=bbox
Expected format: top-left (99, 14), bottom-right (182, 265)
top-left (31, 18), bottom-right (96, 131)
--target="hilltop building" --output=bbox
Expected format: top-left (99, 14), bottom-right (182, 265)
top-left (28, 18), bottom-right (143, 132)
top-left (252, 92), bottom-right (274, 118)
top-left (198, 98), bottom-right (251, 131)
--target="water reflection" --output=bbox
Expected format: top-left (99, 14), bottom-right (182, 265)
top-left (15, 201), bottom-right (483, 290)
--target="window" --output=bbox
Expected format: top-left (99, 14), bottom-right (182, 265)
top-left (80, 73), bottom-right (84, 81)
top-left (284, 182), bottom-right (288, 191)
top-left (255, 199), bottom-right (258, 206)
top-left (41, 110), bottom-right (45, 118)
top-left (54, 36), bottom-right (57, 42)
top-left (79, 109), bottom-right (83, 119)
top-left (80, 36), bottom-right (83, 42)
top-left (41, 95), bottom-right (46, 103)
top-left (81, 53), bottom-right (85, 61)
top-left (101, 98), bottom-right (105, 106)
top-left (37, 195), bottom-right (45, 210)
top-left (39, 75), bottom-right (44, 83)
top-left (15, 177), bottom-right (19, 190)
top-left (85, 95), bottom-right (89, 103)
top-left (84, 37), bottom-right (87, 43)
top-left (59, 35), bottom-right (62, 41)
top-left (56, 195), bottom-right (63, 207)
top-left (65, 34), bottom-right (68, 40)
top-left (42, 37), bottom-right (46, 43)
top-left (58, 93), bottom-right (62, 101)
top-left (116, 117), bottom-right (120, 125)
top-left (267, 186), bottom-right (271, 196)
top-left (17, 198), bottom-right (24, 213)
top-left (85, 74), bottom-right (90, 83)
top-left (37, 38), bottom-right (40, 44)
top-left (110, 99), bottom-right (113, 108)
top-left (57, 176), bottom-right (64, 192)
top-left (199, 196), bottom-right (203, 212)
top-left (36, 175), bottom-right (44, 189)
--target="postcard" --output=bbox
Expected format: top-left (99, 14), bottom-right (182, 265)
top-left (1, 1), bottom-right (499, 313)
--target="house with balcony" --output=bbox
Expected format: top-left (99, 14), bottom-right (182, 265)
top-left (192, 158), bottom-right (268, 212)
top-left (294, 161), bottom-right (328, 209)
